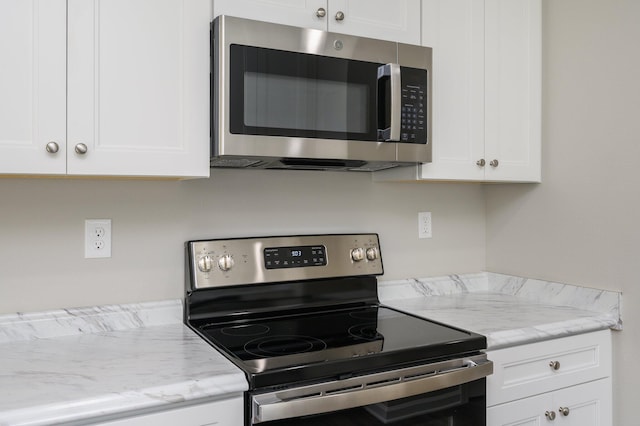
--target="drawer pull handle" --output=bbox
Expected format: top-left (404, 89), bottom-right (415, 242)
top-left (549, 360), bottom-right (560, 370)
top-left (545, 410), bottom-right (556, 420)
top-left (559, 406), bottom-right (570, 416)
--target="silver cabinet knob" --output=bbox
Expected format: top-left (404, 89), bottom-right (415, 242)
top-left (559, 407), bottom-right (570, 417)
top-left (218, 254), bottom-right (234, 272)
top-left (45, 141), bottom-right (60, 154)
top-left (316, 7), bottom-right (326, 18)
top-left (351, 247), bottom-right (365, 262)
top-left (335, 11), bottom-right (345, 21)
top-left (489, 159), bottom-right (499, 167)
top-left (545, 411), bottom-right (556, 420)
top-left (197, 255), bottom-right (213, 273)
top-left (549, 360), bottom-right (561, 370)
top-left (476, 159), bottom-right (486, 167)
top-left (366, 247), bottom-right (379, 261)
top-left (74, 143), bottom-right (88, 155)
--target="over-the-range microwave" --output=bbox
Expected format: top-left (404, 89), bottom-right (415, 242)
top-left (210, 15), bottom-right (432, 172)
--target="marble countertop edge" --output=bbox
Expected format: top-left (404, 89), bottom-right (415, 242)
top-left (485, 313), bottom-right (620, 350)
top-left (0, 376), bottom-right (247, 426)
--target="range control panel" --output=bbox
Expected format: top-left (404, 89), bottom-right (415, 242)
top-left (188, 234), bottom-right (383, 290)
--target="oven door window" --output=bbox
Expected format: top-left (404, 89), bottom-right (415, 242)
top-left (255, 380), bottom-right (486, 426)
top-left (229, 44), bottom-right (380, 141)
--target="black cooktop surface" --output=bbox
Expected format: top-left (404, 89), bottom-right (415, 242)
top-left (193, 304), bottom-right (486, 388)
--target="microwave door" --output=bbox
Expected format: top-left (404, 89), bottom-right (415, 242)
top-left (377, 63), bottom-right (401, 142)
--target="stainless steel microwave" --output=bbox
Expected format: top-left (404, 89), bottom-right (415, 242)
top-left (211, 15), bottom-right (432, 172)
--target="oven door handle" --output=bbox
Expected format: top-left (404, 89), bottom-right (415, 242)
top-left (251, 356), bottom-right (493, 423)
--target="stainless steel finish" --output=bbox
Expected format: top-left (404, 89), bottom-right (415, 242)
top-left (315, 7), bottom-right (326, 18)
top-left (559, 407), bottom-right (570, 416)
top-left (366, 247), bottom-right (379, 261)
top-left (212, 15), bottom-right (433, 170)
top-left (476, 159), bottom-right (486, 167)
top-left (350, 247), bottom-right (365, 262)
top-left (335, 11), bottom-right (345, 21)
top-left (388, 63), bottom-right (401, 142)
top-left (245, 340), bottom-right (384, 373)
top-left (217, 254), bottom-right (234, 271)
top-left (545, 411), bottom-right (557, 420)
top-left (490, 159), bottom-right (499, 167)
top-left (45, 141), bottom-right (59, 154)
top-left (197, 255), bottom-right (213, 273)
top-left (189, 234), bottom-right (382, 290)
top-left (549, 360), bottom-right (560, 370)
top-left (251, 354), bottom-right (493, 423)
top-left (74, 143), bottom-right (88, 155)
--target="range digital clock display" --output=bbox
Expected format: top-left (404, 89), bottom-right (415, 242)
top-left (264, 245), bottom-right (327, 269)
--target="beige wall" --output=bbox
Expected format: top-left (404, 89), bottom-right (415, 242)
top-left (0, 170), bottom-right (485, 314)
top-left (486, 1), bottom-right (640, 424)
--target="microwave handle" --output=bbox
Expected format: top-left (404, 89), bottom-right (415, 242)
top-left (377, 63), bottom-right (401, 141)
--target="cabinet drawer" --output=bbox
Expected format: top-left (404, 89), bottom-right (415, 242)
top-left (487, 330), bottom-right (611, 406)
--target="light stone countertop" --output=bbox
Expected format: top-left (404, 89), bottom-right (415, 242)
top-left (0, 272), bottom-right (622, 425)
top-left (379, 272), bottom-right (622, 350)
top-left (0, 300), bottom-right (247, 426)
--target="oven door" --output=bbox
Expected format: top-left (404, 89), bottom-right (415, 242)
top-left (250, 355), bottom-right (492, 426)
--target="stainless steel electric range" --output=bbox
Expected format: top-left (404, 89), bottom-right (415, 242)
top-left (185, 234), bottom-right (492, 425)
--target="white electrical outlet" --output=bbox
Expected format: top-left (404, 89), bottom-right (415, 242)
top-left (85, 219), bottom-right (112, 258)
top-left (418, 212), bottom-right (432, 239)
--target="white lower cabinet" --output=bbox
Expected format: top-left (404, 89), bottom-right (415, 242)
top-left (487, 330), bottom-right (612, 426)
top-left (93, 396), bottom-right (243, 426)
top-left (488, 378), bottom-right (612, 425)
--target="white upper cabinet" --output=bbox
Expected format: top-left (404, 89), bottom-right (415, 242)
top-left (484, 0), bottom-right (541, 182)
top-left (419, 0), bottom-right (485, 181)
top-left (375, 0), bottom-right (541, 183)
top-left (0, 0), bottom-right (210, 178)
top-left (67, 0), bottom-right (210, 178)
top-left (0, 0), bottom-right (67, 175)
top-left (212, 0), bottom-right (421, 44)
top-left (212, 0), bottom-right (327, 31)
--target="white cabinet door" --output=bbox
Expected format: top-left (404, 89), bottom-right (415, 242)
top-left (487, 391), bottom-right (550, 426)
top-left (213, 0), bottom-right (327, 30)
top-left (553, 378), bottom-right (612, 426)
top-left (328, 0), bottom-right (421, 44)
top-left (484, 0), bottom-right (541, 182)
top-left (213, 0), bottom-right (420, 44)
top-left (67, 0), bottom-right (210, 178)
top-left (95, 396), bottom-right (244, 426)
top-left (0, 0), bottom-right (66, 175)
top-left (375, 0), bottom-right (541, 183)
top-left (418, 0), bottom-right (485, 180)
top-left (487, 379), bottom-right (612, 426)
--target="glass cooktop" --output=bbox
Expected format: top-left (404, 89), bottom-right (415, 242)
top-left (196, 305), bottom-right (482, 374)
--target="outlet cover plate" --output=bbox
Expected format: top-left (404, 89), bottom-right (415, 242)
top-left (418, 212), bottom-right (432, 239)
top-left (85, 219), bottom-right (112, 258)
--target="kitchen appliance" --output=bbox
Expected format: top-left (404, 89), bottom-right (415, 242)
top-left (211, 16), bottom-right (432, 171)
top-left (185, 234), bottom-right (492, 425)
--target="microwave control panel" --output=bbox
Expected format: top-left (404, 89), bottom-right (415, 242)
top-left (400, 67), bottom-right (428, 144)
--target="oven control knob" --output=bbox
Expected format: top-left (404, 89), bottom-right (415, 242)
top-left (366, 247), bottom-right (379, 261)
top-left (218, 254), bottom-right (234, 272)
top-left (351, 247), bottom-right (365, 262)
top-left (197, 255), bottom-right (213, 273)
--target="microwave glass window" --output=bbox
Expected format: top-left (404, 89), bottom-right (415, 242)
top-left (229, 44), bottom-right (380, 141)
top-left (243, 72), bottom-right (369, 134)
